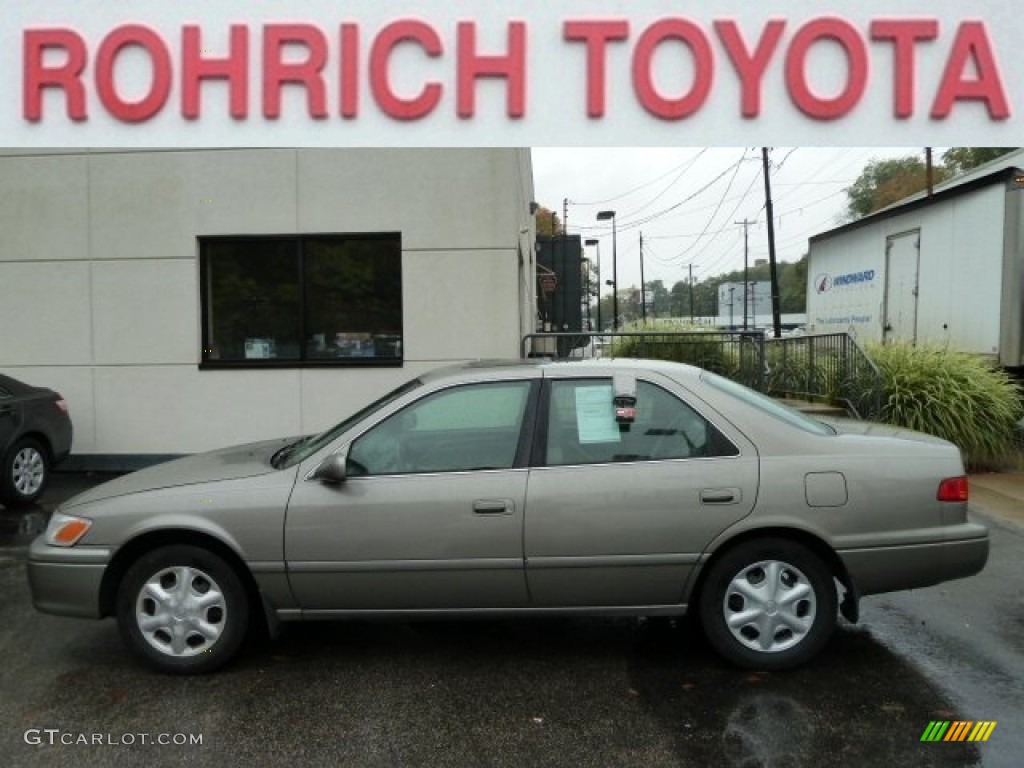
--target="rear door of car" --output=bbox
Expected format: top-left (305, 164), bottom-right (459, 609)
top-left (285, 374), bottom-right (540, 612)
top-left (524, 371), bottom-right (759, 607)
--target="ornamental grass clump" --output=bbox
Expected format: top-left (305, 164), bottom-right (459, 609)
top-left (608, 321), bottom-right (745, 381)
top-left (866, 342), bottom-right (1023, 470)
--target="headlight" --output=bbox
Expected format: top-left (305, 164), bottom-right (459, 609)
top-left (44, 513), bottom-right (93, 547)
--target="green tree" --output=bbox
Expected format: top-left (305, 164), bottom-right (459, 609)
top-left (779, 255), bottom-right (808, 314)
top-left (844, 155), bottom-right (951, 220)
top-left (941, 147), bottom-right (1017, 175)
top-left (645, 279), bottom-right (671, 318)
top-left (534, 205), bottom-right (563, 236)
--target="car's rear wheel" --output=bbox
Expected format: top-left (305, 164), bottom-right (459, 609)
top-left (698, 538), bottom-right (837, 670)
top-left (116, 545), bottom-right (249, 674)
top-left (1, 437), bottom-right (48, 506)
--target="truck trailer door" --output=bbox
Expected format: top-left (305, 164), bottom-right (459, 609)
top-left (883, 230), bottom-right (920, 344)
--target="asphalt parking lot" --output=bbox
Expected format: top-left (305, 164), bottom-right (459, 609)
top-left (1, 473), bottom-right (1021, 768)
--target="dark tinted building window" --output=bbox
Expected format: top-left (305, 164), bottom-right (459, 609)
top-left (200, 234), bottom-right (402, 367)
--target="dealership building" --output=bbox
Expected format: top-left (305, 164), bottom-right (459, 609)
top-left (0, 148), bottom-right (537, 466)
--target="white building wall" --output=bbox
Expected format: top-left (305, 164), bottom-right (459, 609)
top-left (807, 183), bottom-right (1006, 356)
top-left (0, 148), bottom-right (535, 457)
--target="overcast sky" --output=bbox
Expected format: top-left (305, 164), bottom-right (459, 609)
top-left (532, 147), bottom-right (922, 290)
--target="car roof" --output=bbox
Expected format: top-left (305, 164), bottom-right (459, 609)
top-left (419, 358), bottom-right (705, 385)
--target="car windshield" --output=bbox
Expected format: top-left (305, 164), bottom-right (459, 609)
top-left (701, 371), bottom-right (835, 436)
top-left (275, 378), bottom-right (423, 469)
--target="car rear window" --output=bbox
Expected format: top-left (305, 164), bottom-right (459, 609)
top-left (701, 371), bottom-right (834, 436)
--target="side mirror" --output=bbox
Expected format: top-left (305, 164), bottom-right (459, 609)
top-left (310, 452), bottom-right (348, 484)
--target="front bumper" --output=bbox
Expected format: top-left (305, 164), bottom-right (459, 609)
top-left (27, 538), bottom-right (112, 618)
top-left (838, 523), bottom-right (989, 596)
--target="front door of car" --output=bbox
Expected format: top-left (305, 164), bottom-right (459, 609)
top-left (285, 379), bottom-right (539, 612)
top-left (524, 375), bottom-right (759, 607)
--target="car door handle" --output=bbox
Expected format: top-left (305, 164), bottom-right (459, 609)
top-left (473, 499), bottom-right (514, 515)
top-left (700, 488), bottom-right (740, 505)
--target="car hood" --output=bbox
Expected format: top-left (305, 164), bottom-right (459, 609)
top-left (820, 418), bottom-right (954, 447)
top-left (63, 437), bottom-right (296, 508)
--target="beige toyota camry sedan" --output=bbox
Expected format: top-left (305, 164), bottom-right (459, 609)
top-left (28, 359), bottom-right (989, 674)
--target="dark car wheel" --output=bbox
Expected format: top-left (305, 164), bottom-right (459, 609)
top-left (1, 437), bottom-right (48, 506)
top-left (116, 545), bottom-right (249, 674)
top-left (699, 538), bottom-right (837, 670)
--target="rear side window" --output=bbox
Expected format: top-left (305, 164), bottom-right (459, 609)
top-left (702, 371), bottom-right (834, 435)
top-left (545, 379), bottom-right (738, 466)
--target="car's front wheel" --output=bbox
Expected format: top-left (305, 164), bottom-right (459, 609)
top-left (1, 437), bottom-right (49, 506)
top-left (698, 538), bottom-right (837, 670)
top-left (116, 545), bottom-right (249, 674)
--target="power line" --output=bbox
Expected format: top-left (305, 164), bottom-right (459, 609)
top-left (679, 163), bottom-right (765, 276)
top-left (573, 153), bottom-right (752, 236)
top-left (670, 149), bottom-right (750, 259)
top-left (570, 149), bottom-right (707, 206)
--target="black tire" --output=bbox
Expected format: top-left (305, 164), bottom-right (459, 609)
top-left (116, 545), bottom-right (249, 674)
top-left (698, 538), bottom-right (837, 670)
top-left (1, 437), bottom-right (49, 507)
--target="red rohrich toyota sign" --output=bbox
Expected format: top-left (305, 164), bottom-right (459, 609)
top-left (3, 0), bottom-right (1020, 146)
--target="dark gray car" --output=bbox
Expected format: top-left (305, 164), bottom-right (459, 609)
top-left (0, 373), bottom-right (73, 506)
top-left (27, 360), bottom-right (988, 674)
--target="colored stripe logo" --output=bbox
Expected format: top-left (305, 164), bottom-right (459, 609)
top-left (921, 721), bottom-right (997, 742)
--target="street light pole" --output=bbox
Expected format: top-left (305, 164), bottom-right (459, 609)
top-left (597, 210), bottom-right (618, 329)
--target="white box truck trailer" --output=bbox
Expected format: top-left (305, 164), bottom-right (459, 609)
top-left (806, 163), bottom-right (1024, 369)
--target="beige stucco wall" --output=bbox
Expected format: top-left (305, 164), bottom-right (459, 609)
top-left (0, 148), bottom-right (535, 455)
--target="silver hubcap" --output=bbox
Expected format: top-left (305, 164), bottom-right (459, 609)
top-left (136, 566), bottom-right (227, 657)
top-left (723, 559), bottom-right (816, 653)
top-left (12, 447), bottom-right (45, 496)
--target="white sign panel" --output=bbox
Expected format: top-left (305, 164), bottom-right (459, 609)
top-left (2, 1), bottom-right (1020, 146)
top-left (574, 385), bottom-right (621, 444)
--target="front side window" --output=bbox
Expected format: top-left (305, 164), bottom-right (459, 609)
top-left (348, 381), bottom-right (533, 475)
top-left (545, 379), bottom-right (738, 466)
top-left (200, 234), bottom-right (402, 367)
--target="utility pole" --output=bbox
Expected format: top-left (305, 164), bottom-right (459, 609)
top-left (687, 263), bottom-right (697, 323)
top-left (639, 231), bottom-right (647, 324)
top-left (925, 148), bottom-right (934, 197)
top-left (563, 198), bottom-right (569, 233)
top-left (597, 211), bottom-right (618, 330)
top-left (735, 218), bottom-right (750, 329)
top-left (761, 147), bottom-right (782, 338)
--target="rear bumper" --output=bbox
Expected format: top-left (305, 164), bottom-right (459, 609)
top-left (52, 419), bottom-right (73, 463)
top-left (838, 524), bottom-right (989, 596)
top-left (27, 538), bottom-right (110, 618)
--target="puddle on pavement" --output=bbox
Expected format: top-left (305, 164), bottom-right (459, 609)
top-left (0, 508), bottom-right (49, 547)
top-left (627, 621), bottom-right (980, 767)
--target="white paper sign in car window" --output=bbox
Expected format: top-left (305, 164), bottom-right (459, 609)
top-left (575, 385), bottom-right (620, 444)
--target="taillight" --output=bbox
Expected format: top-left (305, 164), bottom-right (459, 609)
top-left (55, 398), bottom-right (69, 414)
top-left (937, 476), bottom-right (969, 502)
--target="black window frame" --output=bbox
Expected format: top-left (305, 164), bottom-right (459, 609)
top-left (198, 232), bottom-right (403, 370)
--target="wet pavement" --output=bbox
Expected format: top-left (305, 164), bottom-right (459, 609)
top-left (0, 473), bottom-right (1021, 767)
